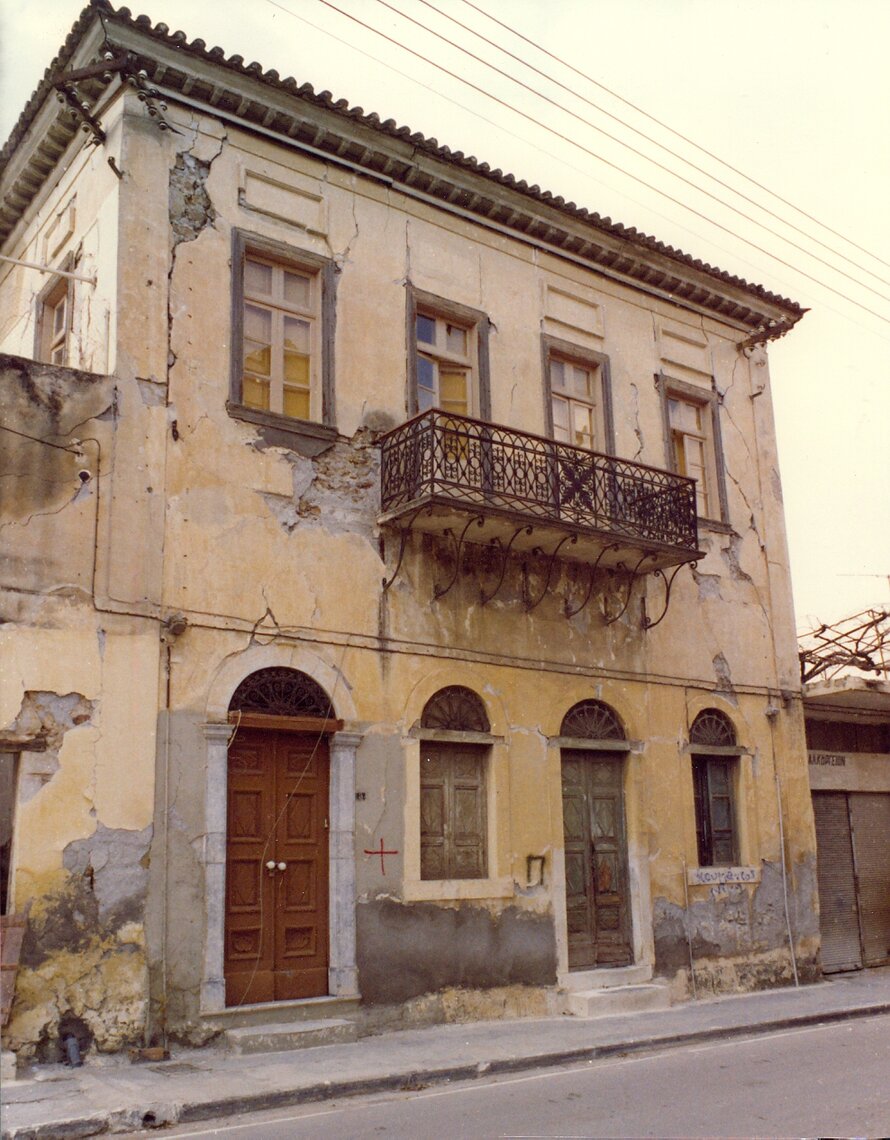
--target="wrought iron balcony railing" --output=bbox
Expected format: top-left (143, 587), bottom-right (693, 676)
top-left (380, 410), bottom-right (700, 558)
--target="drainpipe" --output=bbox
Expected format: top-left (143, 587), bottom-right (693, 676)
top-left (768, 709), bottom-right (800, 987)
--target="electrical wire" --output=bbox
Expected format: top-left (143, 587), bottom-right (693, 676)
top-left (457, 0), bottom-right (890, 278)
top-left (306, 0), bottom-right (890, 328)
top-left (378, 0), bottom-right (890, 306)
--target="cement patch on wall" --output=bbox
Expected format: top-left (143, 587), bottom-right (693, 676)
top-left (653, 857), bottom-right (820, 993)
top-left (356, 898), bottom-right (557, 1005)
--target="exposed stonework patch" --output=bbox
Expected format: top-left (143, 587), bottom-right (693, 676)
top-left (261, 430), bottom-right (380, 538)
top-left (169, 152), bottom-right (217, 247)
top-left (8, 824), bottom-right (153, 1058)
top-left (720, 533), bottom-right (754, 582)
top-left (5, 690), bottom-right (96, 801)
top-left (712, 653), bottom-right (735, 696)
top-left (8, 919), bottom-right (147, 1059)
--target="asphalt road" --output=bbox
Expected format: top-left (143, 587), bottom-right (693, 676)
top-left (136, 1012), bottom-right (890, 1138)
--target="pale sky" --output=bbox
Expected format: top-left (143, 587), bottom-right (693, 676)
top-left (2, 0), bottom-right (888, 632)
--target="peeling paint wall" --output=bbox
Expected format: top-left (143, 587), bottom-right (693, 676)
top-left (0, 58), bottom-right (818, 1053)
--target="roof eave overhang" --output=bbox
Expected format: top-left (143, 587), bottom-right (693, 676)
top-left (1, 4), bottom-right (805, 333)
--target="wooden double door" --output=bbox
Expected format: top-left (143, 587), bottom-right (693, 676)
top-left (562, 750), bottom-right (632, 969)
top-left (225, 729), bottom-right (330, 1005)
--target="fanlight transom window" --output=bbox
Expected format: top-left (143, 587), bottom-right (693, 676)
top-left (690, 708), bottom-right (736, 747)
top-left (228, 667), bottom-right (332, 718)
top-left (421, 686), bottom-right (490, 732)
top-left (560, 700), bottom-right (625, 740)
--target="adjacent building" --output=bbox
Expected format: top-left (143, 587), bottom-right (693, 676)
top-left (1, 1), bottom-right (820, 1059)
top-left (806, 677), bottom-right (890, 972)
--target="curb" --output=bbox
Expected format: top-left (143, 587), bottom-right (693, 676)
top-left (4, 1001), bottom-right (890, 1139)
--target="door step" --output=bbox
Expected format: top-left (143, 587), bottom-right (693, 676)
top-left (562, 962), bottom-right (653, 992)
top-left (224, 1017), bottom-right (359, 1055)
top-left (205, 996), bottom-right (360, 1030)
top-left (566, 980), bottom-right (671, 1019)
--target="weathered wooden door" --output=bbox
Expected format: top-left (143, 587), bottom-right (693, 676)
top-left (562, 750), bottom-right (631, 968)
top-left (225, 729), bottom-right (329, 1004)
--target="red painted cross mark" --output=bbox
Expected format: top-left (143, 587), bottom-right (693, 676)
top-left (364, 837), bottom-right (399, 875)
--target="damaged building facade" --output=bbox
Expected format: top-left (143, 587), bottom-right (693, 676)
top-left (1, 1), bottom-right (819, 1058)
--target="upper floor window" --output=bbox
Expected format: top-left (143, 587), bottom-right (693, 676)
top-left (658, 375), bottom-right (727, 523)
top-left (230, 232), bottom-right (335, 433)
top-left (37, 275), bottom-right (72, 366)
top-left (543, 337), bottom-right (614, 454)
top-left (407, 288), bottom-right (490, 420)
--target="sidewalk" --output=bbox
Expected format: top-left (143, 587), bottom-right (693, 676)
top-left (3, 967), bottom-right (890, 1139)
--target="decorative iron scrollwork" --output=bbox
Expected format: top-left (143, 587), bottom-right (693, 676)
top-left (525, 533), bottom-right (578, 612)
top-left (561, 700), bottom-right (625, 740)
top-left (433, 515), bottom-right (485, 600)
top-left (603, 553), bottom-right (659, 625)
top-left (229, 667), bottom-right (332, 718)
top-left (642, 561), bottom-right (696, 630)
top-left (480, 524), bottom-right (533, 605)
top-left (421, 686), bottom-right (490, 732)
top-left (690, 708), bottom-right (737, 747)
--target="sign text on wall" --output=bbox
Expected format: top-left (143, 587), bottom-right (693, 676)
top-left (808, 752), bottom-right (847, 767)
top-left (687, 865), bottom-right (761, 886)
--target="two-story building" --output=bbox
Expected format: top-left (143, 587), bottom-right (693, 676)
top-left (1, 1), bottom-right (819, 1059)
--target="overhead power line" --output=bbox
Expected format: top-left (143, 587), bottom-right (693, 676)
top-left (309, 0), bottom-right (890, 327)
top-left (375, 0), bottom-right (890, 308)
top-left (458, 0), bottom-right (890, 279)
top-left (263, 0), bottom-right (890, 344)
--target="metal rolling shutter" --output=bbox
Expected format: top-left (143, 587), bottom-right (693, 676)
top-left (813, 792), bottom-right (862, 973)
top-left (849, 793), bottom-right (890, 967)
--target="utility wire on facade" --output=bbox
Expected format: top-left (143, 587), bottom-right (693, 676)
top-left (384, 0), bottom-right (890, 301)
top-left (306, 0), bottom-right (890, 328)
top-left (457, 0), bottom-right (890, 278)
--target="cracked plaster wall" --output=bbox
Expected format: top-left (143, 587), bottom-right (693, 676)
top-left (653, 856), bottom-right (821, 996)
top-left (2, 86), bottom-right (816, 1046)
top-left (1, 625), bottom-right (159, 1057)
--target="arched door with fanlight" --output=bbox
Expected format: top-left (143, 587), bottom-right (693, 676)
top-left (560, 700), bottom-right (632, 968)
top-left (224, 668), bottom-right (334, 1005)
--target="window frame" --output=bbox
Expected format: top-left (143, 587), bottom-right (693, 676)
top-left (656, 373), bottom-right (729, 526)
top-left (691, 753), bottom-right (738, 867)
top-left (542, 335), bottom-right (615, 455)
top-left (229, 229), bottom-right (336, 441)
top-left (419, 740), bottom-right (488, 881)
top-left (35, 267), bottom-right (74, 366)
top-left (406, 287), bottom-right (491, 420)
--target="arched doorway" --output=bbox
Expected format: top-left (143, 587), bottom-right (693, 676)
top-left (225, 668), bottom-right (337, 1004)
top-left (559, 700), bottom-right (632, 969)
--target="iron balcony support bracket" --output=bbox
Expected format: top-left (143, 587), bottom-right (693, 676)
top-left (381, 505), bottom-right (431, 591)
top-left (525, 533), bottom-right (578, 613)
top-left (603, 552), bottom-right (659, 625)
top-left (642, 561), bottom-right (696, 630)
top-left (480, 524), bottom-right (533, 605)
top-left (564, 542), bottom-right (621, 619)
top-left (434, 515), bottom-right (485, 600)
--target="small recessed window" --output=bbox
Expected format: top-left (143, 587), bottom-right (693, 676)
top-left (38, 277), bottom-right (72, 366)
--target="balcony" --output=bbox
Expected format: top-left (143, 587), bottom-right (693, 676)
top-left (380, 409), bottom-right (701, 575)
